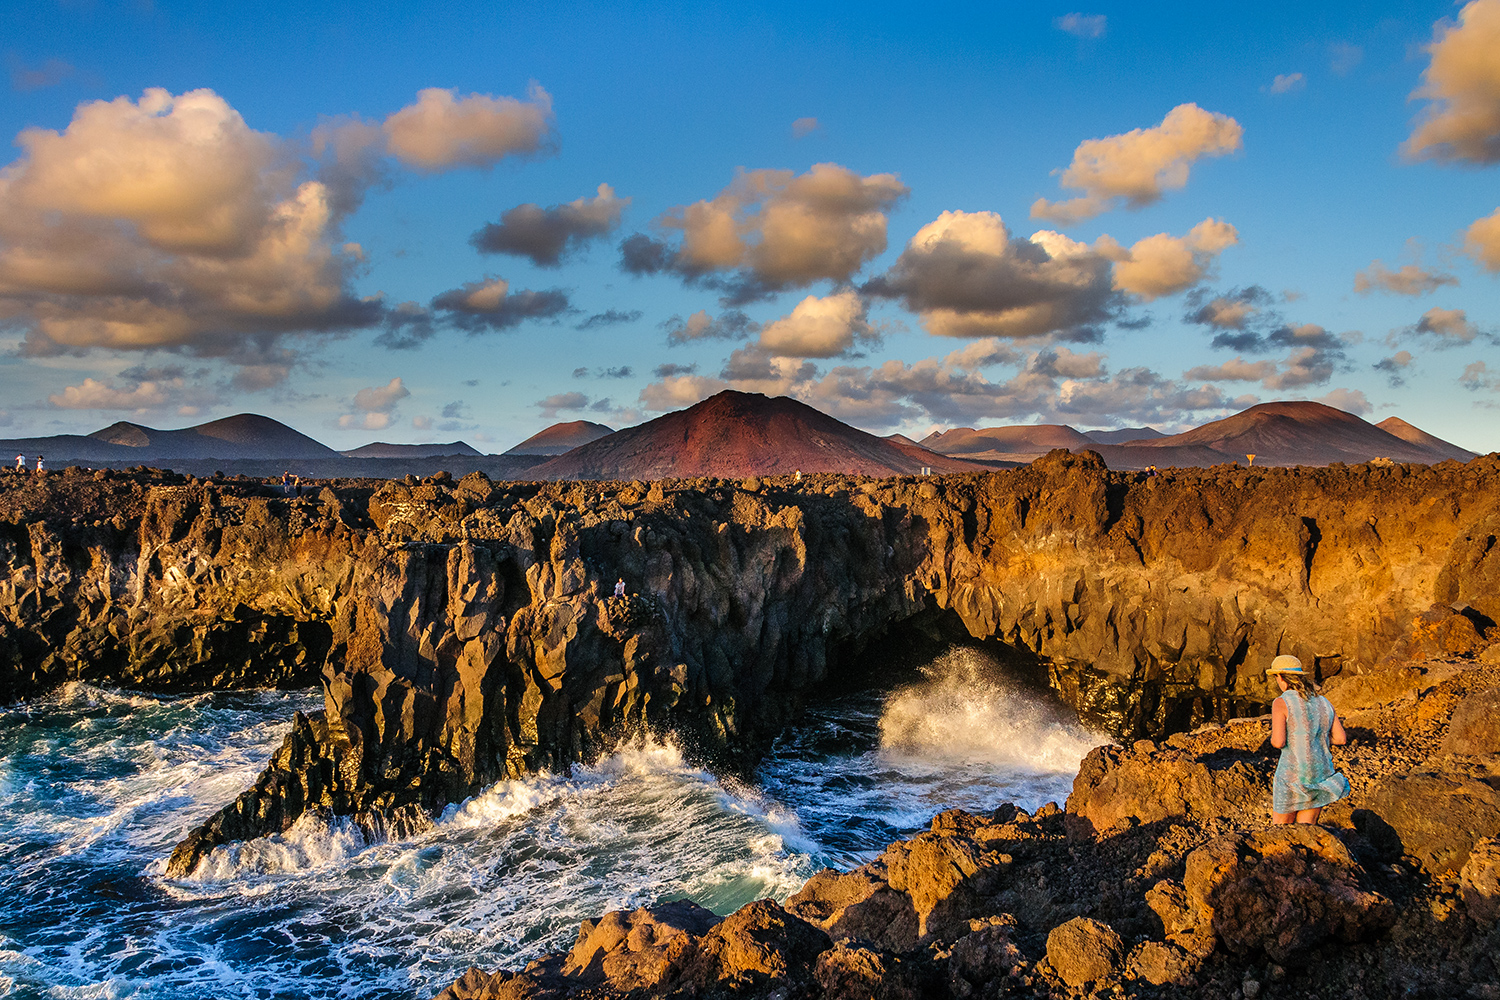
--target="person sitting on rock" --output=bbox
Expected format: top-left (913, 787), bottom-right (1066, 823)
top-left (1267, 654), bottom-right (1349, 825)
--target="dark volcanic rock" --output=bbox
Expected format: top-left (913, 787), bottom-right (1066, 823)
top-left (1045, 916), bottom-right (1124, 986)
top-left (1362, 757), bottom-right (1500, 875)
top-left (4, 455), bottom-right (1500, 872)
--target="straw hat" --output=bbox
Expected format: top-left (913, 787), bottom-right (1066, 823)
top-left (1266, 654), bottom-right (1306, 676)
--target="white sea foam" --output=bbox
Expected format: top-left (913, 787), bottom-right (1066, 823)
top-left (1, 647), bottom-right (1105, 999)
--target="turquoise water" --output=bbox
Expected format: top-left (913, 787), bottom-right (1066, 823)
top-left (0, 648), bottom-right (1101, 999)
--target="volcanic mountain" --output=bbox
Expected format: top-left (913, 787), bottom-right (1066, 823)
top-left (1111, 401), bottom-right (1462, 467)
top-left (1085, 426), bottom-right (1164, 445)
top-left (341, 441), bottom-right (483, 459)
top-left (505, 420), bottom-right (615, 456)
top-left (85, 414), bottom-right (339, 460)
top-left (530, 391), bottom-right (984, 480)
top-left (921, 424), bottom-right (1098, 464)
top-left (1375, 416), bottom-right (1478, 462)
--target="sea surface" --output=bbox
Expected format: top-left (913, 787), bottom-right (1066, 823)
top-left (0, 646), bottom-right (1104, 1000)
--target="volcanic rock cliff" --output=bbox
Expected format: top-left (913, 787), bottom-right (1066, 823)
top-left (1, 451), bottom-right (1497, 876)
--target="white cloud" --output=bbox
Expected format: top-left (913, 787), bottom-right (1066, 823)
top-left (1413, 306), bottom-right (1483, 345)
top-left (1262, 346), bottom-right (1335, 389)
top-left (1182, 358), bottom-right (1278, 382)
top-left (381, 85), bottom-right (555, 171)
top-left (352, 377), bottom-right (410, 413)
top-left (1465, 207), bottom-right (1500, 271)
top-left (536, 391), bottom-right (590, 418)
top-left (757, 290), bottom-right (877, 358)
top-left (864, 210), bottom-right (1120, 339)
top-left (1404, 0), bottom-right (1500, 164)
top-left (1267, 73), bottom-right (1305, 94)
top-left (1318, 387), bottom-right (1371, 414)
top-left (620, 163), bottom-right (909, 301)
top-left (0, 88), bottom-right (376, 376)
top-left (49, 377), bottom-right (171, 410)
top-left (1097, 218), bottom-right (1238, 300)
top-left (1030, 103), bottom-right (1243, 224)
top-left (791, 117), bottom-right (820, 138)
top-left (1354, 260), bottom-right (1458, 295)
top-left (663, 309), bottom-right (759, 345)
top-left (1054, 13), bottom-right (1106, 38)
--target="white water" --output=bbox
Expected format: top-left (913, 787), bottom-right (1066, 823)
top-left (0, 647), bottom-right (1104, 999)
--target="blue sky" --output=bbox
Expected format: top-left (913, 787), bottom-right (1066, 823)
top-left (2, 0), bottom-right (1498, 451)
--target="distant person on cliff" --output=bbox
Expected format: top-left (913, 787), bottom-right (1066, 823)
top-left (35, 455), bottom-right (44, 474)
top-left (614, 578), bottom-right (626, 598)
top-left (15, 454), bottom-right (24, 473)
top-left (1267, 654), bottom-right (1349, 825)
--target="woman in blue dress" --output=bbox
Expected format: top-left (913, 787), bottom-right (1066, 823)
top-left (1267, 654), bottom-right (1350, 825)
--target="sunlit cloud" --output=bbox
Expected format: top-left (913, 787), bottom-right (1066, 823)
top-left (1030, 103), bottom-right (1243, 224)
top-left (1404, 0), bottom-right (1500, 164)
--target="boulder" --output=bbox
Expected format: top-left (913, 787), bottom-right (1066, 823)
top-left (784, 867), bottom-right (920, 952)
top-left (1383, 604), bottom-right (1488, 663)
top-left (1443, 686), bottom-right (1500, 756)
top-left (1125, 940), bottom-right (1200, 987)
top-left (1461, 837), bottom-right (1500, 924)
top-left (1045, 916), bottom-right (1124, 987)
top-left (1182, 826), bottom-right (1394, 964)
top-left (560, 899), bottom-right (719, 990)
top-left (1066, 737), bottom-right (1269, 836)
top-left (677, 899), bottom-right (830, 992)
top-left (1362, 758), bottom-right (1500, 874)
top-left (814, 942), bottom-right (924, 1000)
top-left (946, 916), bottom-right (1024, 995)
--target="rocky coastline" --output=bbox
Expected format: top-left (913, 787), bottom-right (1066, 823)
top-left (1, 453), bottom-right (1497, 883)
top-left (435, 649), bottom-right (1500, 1000)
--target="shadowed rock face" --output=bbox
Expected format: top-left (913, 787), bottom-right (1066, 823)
top-left (2, 453), bottom-right (1499, 874)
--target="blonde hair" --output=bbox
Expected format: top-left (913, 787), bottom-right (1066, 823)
top-left (1279, 672), bottom-right (1320, 698)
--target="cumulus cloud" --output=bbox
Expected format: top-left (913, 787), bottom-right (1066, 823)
top-left (1182, 358), bottom-right (1278, 382)
top-left (1465, 207), bottom-right (1500, 271)
top-left (653, 362), bottom-right (698, 378)
top-left (0, 88), bottom-right (380, 379)
top-left (50, 377), bottom-right (172, 410)
top-left (757, 290), bottom-right (878, 358)
top-left (1328, 43), bottom-right (1364, 77)
top-left (619, 163), bottom-right (909, 302)
top-left (429, 276), bottom-right (570, 333)
top-left (791, 117), bottom-right (821, 138)
top-left (1054, 13), bottom-right (1107, 38)
top-left (1411, 306), bottom-right (1487, 346)
top-left (863, 211), bottom-right (1121, 340)
top-left (381, 84), bottom-right (555, 171)
top-left (1318, 387), bottom-right (1371, 414)
top-left (576, 308), bottom-right (643, 330)
top-left (1030, 104), bottom-right (1243, 224)
top-left (1461, 360), bottom-right (1497, 392)
top-left (1375, 350), bottom-right (1414, 386)
top-left (470, 183), bottom-right (628, 266)
top-left (1404, 0), bottom-right (1500, 164)
top-left (1263, 345), bottom-right (1335, 389)
top-left (663, 309), bottom-right (759, 345)
top-left (1097, 218), bottom-right (1238, 300)
top-left (1184, 286), bottom-right (1272, 330)
top-left (639, 338), bottom-right (1247, 431)
top-left (8, 55), bottom-right (74, 92)
top-left (1267, 73), bottom-right (1305, 94)
top-left (536, 391), bottom-right (590, 418)
top-left (1354, 260), bottom-right (1458, 295)
top-left (340, 376), bottom-right (409, 429)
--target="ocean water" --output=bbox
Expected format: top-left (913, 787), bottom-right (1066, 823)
top-left (0, 647), bottom-right (1103, 1000)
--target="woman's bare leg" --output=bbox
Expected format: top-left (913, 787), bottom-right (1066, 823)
top-left (1295, 808), bottom-right (1323, 825)
top-left (1271, 811), bottom-right (1296, 825)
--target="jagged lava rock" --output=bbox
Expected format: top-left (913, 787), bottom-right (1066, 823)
top-left (1180, 826), bottom-right (1394, 964)
top-left (1045, 916), bottom-right (1124, 987)
top-left (1462, 837), bottom-right (1500, 924)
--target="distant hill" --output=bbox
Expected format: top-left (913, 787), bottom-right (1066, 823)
top-left (0, 414), bottom-right (339, 463)
top-left (1375, 417), bottom-right (1477, 462)
top-left (1084, 427), bottom-right (1164, 445)
top-left (921, 424), bottom-right (1097, 464)
top-left (341, 441), bottom-right (483, 459)
top-left (505, 420), bottom-right (615, 456)
top-left (1105, 401), bottom-right (1460, 468)
top-left (531, 391), bottom-right (985, 480)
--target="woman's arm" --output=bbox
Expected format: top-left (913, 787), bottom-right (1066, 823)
top-left (1330, 712), bottom-right (1348, 746)
top-left (1271, 696), bottom-right (1287, 749)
